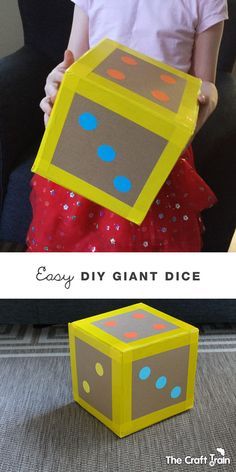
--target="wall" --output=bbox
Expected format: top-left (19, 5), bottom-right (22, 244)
top-left (0, 0), bottom-right (24, 58)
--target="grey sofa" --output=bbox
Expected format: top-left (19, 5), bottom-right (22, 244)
top-left (0, 299), bottom-right (235, 325)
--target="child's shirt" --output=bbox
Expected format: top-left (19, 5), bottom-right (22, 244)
top-left (71, 0), bottom-right (228, 72)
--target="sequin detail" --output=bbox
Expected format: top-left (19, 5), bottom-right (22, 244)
top-left (27, 146), bottom-right (217, 253)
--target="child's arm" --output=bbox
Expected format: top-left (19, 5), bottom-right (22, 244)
top-left (190, 21), bottom-right (224, 133)
top-left (67, 5), bottom-right (89, 59)
top-left (40, 6), bottom-right (89, 126)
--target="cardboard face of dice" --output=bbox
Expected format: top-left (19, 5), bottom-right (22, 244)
top-left (52, 95), bottom-right (168, 207)
top-left (32, 39), bottom-right (201, 225)
top-left (132, 345), bottom-right (189, 419)
top-left (75, 338), bottom-right (112, 419)
top-left (92, 308), bottom-right (178, 342)
top-left (94, 48), bottom-right (187, 113)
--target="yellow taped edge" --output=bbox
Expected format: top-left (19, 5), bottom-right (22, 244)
top-left (68, 323), bottom-right (80, 401)
top-left (32, 75), bottom-right (75, 174)
top-left (41, 163), bottom-right (143, 224)
top-left (186, 329), bottom-right (199, 401)
top-left (76, 76), bottom-right (184, 141)
top-left (178, 78), bottom-right (202, 132)
top-left (70, 323), bottom-right (122, 361)
top-left (112, 356), bottom-right (123, 426)
top-left (117, 399), bottom-right (194, 438)
top-left (69, 38), bottom-right (117, 75)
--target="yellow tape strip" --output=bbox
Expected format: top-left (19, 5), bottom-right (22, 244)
top-left (117, 398), bottom-right (194, 437)
top-left (32, 78), bottom-right (75, 173)
top-left (186, 329), bottom-right (199, 400)
top-left (68, 324), bottom-right (80, 401)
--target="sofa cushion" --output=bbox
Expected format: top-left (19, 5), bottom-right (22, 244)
top-left (18, 0), bottom-right (74, 64)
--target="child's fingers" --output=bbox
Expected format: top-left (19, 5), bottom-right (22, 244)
top-left (45, 71), bottom-right (64, 98)
top-left (198, 94), bottom-right (207, 105)
top-left (57, 50), bottom-right (75, 72)
top-left (44, 113), bottom-right (50, 127)
top-left (50, 94), bottom-right (58, 104)
top-left (48, 69), bottom-right (64, 85)
top-left (41, 49), bottom-right (75, 127)
top-left (45, 70), bottom-right (64, 95)
top-left (40, 97), bottom-right (52, 115)
top-left (63, 49), bottom-right (75, 69)
top-left (45, 82), bottom-right (58, 98)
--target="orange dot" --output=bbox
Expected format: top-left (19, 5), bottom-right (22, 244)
top-left (124, 331), bottom-right (138, 339)
top-left (121, 55), bottom-right (138, 66)
top-left (151, 89), bottom-right (170, 102)
top-left (104, 320), bottom-right (117, 327)
top-left (107, 68), bottom-right (126, 81)
top-left (152, 324), bottom-right (166, 330)
top-left (132, 313), bottom-right (145, 319)
top-left (160, 74), bottom-right (177, 85)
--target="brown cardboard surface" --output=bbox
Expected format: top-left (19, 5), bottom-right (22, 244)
top-left (76, 338), bottom-right (112, 419)
top-left (52, 94), bottom-right (167, 206)
top-left (132, 345), bottom-right (189, 419)
top-left (93, 309), bottom-right (178, 343)
top-left (94, 48), bottom-right (187, 113)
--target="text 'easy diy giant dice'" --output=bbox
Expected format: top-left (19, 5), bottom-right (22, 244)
top-left (69, 303), bottom-right (199, 437)
top-left (33, 39), bottom-right (201, 224)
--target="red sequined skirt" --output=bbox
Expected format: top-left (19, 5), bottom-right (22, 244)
top-left (27, 146), bottom-right (216, 252)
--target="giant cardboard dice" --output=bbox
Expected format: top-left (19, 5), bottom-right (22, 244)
top-left (33, 39), bottom-right (201, 224)
top-left (69, 303), bottom-right (198, 437)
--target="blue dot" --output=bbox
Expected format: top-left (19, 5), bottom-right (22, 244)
top-left (155, 376), bottom-right (167, 389)
top-left (139, 366), bottom-right (151, 380)
top-left (78, 112), bottom-right (98, 131)
top-left (97, 144), bottom-right (116, 162)
top-left (170, 386), bottom-right (182, 399)
top-left (113, 176), bottom-right (132, 193)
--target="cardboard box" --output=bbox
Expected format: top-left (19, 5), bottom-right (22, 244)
top-left (69, 303), bottom-right (199, 437)
top-left (33, 39), bottom-right (201, 224)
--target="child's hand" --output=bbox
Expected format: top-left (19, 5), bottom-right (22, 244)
top-left (196, 81), bottom-right (218, 134)
top-left (40, 50), bottom-right (75, 126)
